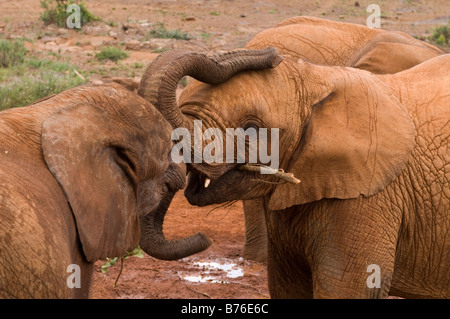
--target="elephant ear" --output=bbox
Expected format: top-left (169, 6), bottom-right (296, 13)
top-left (353, 42), bottom-right (441, 74)
top-left (42, 103), bottom-right (140, 262)
top-left (268, 65), bottom-right (415, 210)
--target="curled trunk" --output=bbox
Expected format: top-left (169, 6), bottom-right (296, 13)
top-left (139, 191), bottom-right (212, 260)
top-left (138, 47), bottom-right (283, 130)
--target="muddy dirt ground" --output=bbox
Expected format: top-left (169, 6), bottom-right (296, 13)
top-left (0, 0), bottom-right (448, 299)
top-left (91, 192), bottom-right (270, 299)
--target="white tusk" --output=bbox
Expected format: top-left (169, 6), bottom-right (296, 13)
top-left (204, 178), bottom-right (211, 188)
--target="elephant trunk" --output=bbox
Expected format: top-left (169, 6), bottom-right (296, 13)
top-left (138, 47), bottom-right (283, 130)
top-left (139, 191), bottom-right (212, 260)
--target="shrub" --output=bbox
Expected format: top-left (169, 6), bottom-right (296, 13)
top-left (40, 0), bottom-right (99, 28)
top-left (147, 22), bottom-right (190, 40)
top-left (0, 39), bottom-right (27, 68)
top-left (96, 47), bottom-right (129, 62)
top-left (430, 22), bottom-right (450, 46)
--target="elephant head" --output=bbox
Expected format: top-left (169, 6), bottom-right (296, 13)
top-left (40, 83), bottom-right (211, 261)
top-left (138, 49), bottom-right (415, 210)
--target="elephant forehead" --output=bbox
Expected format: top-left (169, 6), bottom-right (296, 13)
top-left (180, 73), bottom-right (288, 126)
top-left (101, 86), bottom-right (175, 145)
top-left (52, 83), bottom-right (170, 133)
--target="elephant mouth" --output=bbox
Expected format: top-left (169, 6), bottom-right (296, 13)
top-left (184, 165), bottom-right (253, 206)
top-left (184, 163), bottom-right (301, 206)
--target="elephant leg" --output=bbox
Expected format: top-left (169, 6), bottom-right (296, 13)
top-left (265, 196), bottom-right (401, 299)
top-left (265, 204), bottom-right (314, 298)
top-left (266, 238), bottom-right (314, 298)
top-left (243, 199), bottom-right (268, 263)
top-left (309, 197), bottom-right (401, 299)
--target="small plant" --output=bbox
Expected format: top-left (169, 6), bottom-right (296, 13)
top-left (152, 47), bottom-right (169, 53)
top-left (0, 39), bottom-right (27, 68)
top-left (40, 0), bottom-right (99, 28)
top-left (147, 22), bottom-right (190, 40)
top-left (101, 246), bottom-right (144, 287)
top-left (132, 62), bottom-right (144, 69)
top-left (430, 23), bottom-right (450, 46)
top-left (96, 46), bottom-right (129, 62)
top-left (201, 32), bottom-right (212, 41)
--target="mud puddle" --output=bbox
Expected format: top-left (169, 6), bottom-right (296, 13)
top-left (179, 257), bottom-right (261, 284)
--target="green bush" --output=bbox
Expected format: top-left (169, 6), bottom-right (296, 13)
top-left (0, 39), bottom-right (27, 68)
top-left (431, 22), bottom-right (450, 46)
top-left (40, 0), bottom-right (99, 28)
top-left (96, 47), bottom-right (129, 62)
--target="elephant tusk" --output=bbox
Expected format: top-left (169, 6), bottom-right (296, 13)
top-left (204, 178), bottom-right (211, 188)
top-left (238, 164), bottom-right (301, 185)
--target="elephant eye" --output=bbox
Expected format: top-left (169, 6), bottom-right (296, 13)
top-left (115, 147), bottom-right (136, 172)
top-left (242, 117), bottom-right (262, 131)
top-left (244, 123), bottom-right (259, 131)
top-left (113, 146), bottom-right (138, 189)
top-left (161, 182), bottom-right (170, 196)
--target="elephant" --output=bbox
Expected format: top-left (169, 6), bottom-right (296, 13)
top-left (241, 16), bottom-right (446, 263)
top-left (248, 16), bottom-right (445, 73)
top-left (138, 47), bottom-right (450, 298)
top-left (0, 83), bottom-right (211, 298)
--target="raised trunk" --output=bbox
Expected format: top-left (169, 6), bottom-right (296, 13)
top-left (138, 47), bottom-right (282, 130)
top-left (139, 191), bottom-right (212, 260)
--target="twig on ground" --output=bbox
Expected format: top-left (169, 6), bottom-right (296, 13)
top-left (73, 69), bottom-right (86, 81)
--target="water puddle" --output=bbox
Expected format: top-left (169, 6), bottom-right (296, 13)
top-left (179, 258), bottom-right (246, 283)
